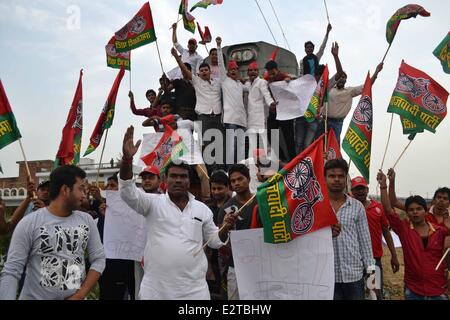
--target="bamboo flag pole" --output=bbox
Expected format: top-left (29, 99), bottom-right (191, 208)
top-left (194, 194), bottom-right (257, 257)
top-left (381, 43), bottom-right (393, 64)
top-left (380, 114), bottom-right (394, 170)
top-left (155, 40), bottom-right (165, 75)
top-left (324, 102), bottom-right (329, 154)
top-left (435, 248), bottom-right (450, 271)
top-left (169, 17), bottom-right (183, 30)
top-left (323, 0), bottom-right (331, 24)
top-left (18, 139), bottom-right (31, 179)
top-left (392, 139), bottom-right (413, 169)
top-left (129, 67), bottom-right (132, 92)
top-left (203, 43), bottom-right (209, 56)
top-left (197, 164), bottom-right (210, 180)
top-left (18, 139), bottom-right (36, 198)
top-left (95, 129), bottom-right (110, 186)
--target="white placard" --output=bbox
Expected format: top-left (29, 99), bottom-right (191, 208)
top-left (269, 75), bottom-right (317, 121)
top-left (230, 227), bottom-right (335, 300)
top-left (103, 191), bottom-right (147, 261)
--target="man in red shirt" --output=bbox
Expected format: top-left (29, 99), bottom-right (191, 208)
top-left (351, 176), bottom-right (400, 299)
top-left (387, 168), bottom-right (450, 229)
top-left (378, 170), bottom-right (450, 300)
top-left (128, 90), bottom-right (162, 119)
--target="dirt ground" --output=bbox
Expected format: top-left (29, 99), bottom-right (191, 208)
top-left (381, 246), bottom-right (405, 300)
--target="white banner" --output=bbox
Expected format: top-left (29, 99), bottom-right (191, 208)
top-left (269, 75), bottom-right (317, 121)
top-left (230, 227), bottom-right (335, 300)
top-left (103, 191), bottom-right (147, 261)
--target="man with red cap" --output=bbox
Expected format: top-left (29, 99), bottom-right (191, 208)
top-left (139, 166), bottom-right (161, 194)
top-left (216, 37), bottom-right (248, 166)
top-left (351, 176), bottom-right (400, 299)
top-left (245, 61), bottom-right (277, 155)
top-left (172, 23), bottom-right (204, 74)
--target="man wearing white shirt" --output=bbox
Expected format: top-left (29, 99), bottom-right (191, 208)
top-left (119, 126), bottom-right (238, 300)
top-left (245, 62), bottom-right (277, 155)
top-left (172, 23), bottom-right (204, 74)
top-left (217, 39), bottom-right (247, 165)
top-left (172, 40), bottom-right (224, 169)
top-left (205, 48), bottom-right (227, 81)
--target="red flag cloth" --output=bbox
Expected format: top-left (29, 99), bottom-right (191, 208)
top-left (84, 67), bottom-right (125, 156)
top-left (256, 136), bottom-right (338, 243)
top-left (0, 79), bottom-right (22, 150)
top-left (197, 23), bottom-right (212, 44)
top-left (327, 128), bottom-right (342, 160)
top-left (55, 70), bottom-right (83, 166)
top-left (114, 2), bottom-right (157, 53)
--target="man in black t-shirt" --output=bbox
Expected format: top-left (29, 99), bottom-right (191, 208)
top-left (217, 164), bottom-right (257, 300)
top-left (172, 62), bottom-right (197, 121)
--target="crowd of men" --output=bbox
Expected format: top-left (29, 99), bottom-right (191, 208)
top-left (0, 23), bottom-right (449, 300)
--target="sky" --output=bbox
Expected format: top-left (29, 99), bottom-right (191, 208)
top-left (0, 0), bottom-right (449, 197)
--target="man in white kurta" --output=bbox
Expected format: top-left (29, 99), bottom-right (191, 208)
top-left (119, 127), bottom-right (237, 300)
top-left (217, 38), bottom-right (247, 165)
top-left (244, 62), bottom-right (277, 156)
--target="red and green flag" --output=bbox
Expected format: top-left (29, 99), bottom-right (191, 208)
top-left (305, 64), bottom-right (329, 123)
top-left (386, 4), bottom-right (430, 45)
top-left (55, 70), bottom-right (83, 167)
top-left (114, 2), bottom-right (157, 53)
top-left (388, 60), bottom-right (448, 135)
top-left (326, 128), bottom-right (342, 160)
top-left (197, 23), bottom-right (212, 45)
top-left (256, 136), bottom-right (337, 244)
top-left (342, 73), bottom-right (373, 182)
top-left (179, 0), bottom-right (196, 34)
top-left (84, 68), bottom-right (125, 157)
top-left (106, 36), bottom-right (131, 71)
top-left (0, 79), bottom-right (22, 150)
top-left (141, 125), bottom-right (187, 175)
top-left (190, 0), bottom-right (223, 12)
top-left (433, 31), bottom-right (450, 74)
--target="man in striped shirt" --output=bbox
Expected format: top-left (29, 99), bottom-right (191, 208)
top-left (325, 159), bottom-right (375, 300)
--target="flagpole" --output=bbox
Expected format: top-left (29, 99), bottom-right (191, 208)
top-left (380, 114), bottom-right (394, 170)
top-left (194, 194), bottom-right (257, 257)
top-left (392, 139), bottom-right (413, 169)
top-left (435, 248), bottom-right (450, 271)
top-left (155, 40), bottom-right (165, 75)
top-left (197, 164), bottom-right (210, 180)
top-left (169, 17), bottom-right (183, 30)
top-left (95, 129), bottom-right (110, 186)
top-left (129, 67), bottom-right (132, 92)
top-left (324, 102), bottom-right (329, 155)
top-left (18, 139), bottom-right (36, 198)
top-left (203, 44), bottom-right (209, 56)
top-left (381, 43), bottom-right (393, 64)
top-left (323, 0), bottom-right (331, 24)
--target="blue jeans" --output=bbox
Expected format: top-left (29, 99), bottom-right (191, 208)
top-left (334, 278), bottom-right (365, 300)
top-left (295, 117), bottom-right (319, 154)
top-left (328, 119), bottom-right (344, 145)
top-left (404, 287), bottom-right (449, 300)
